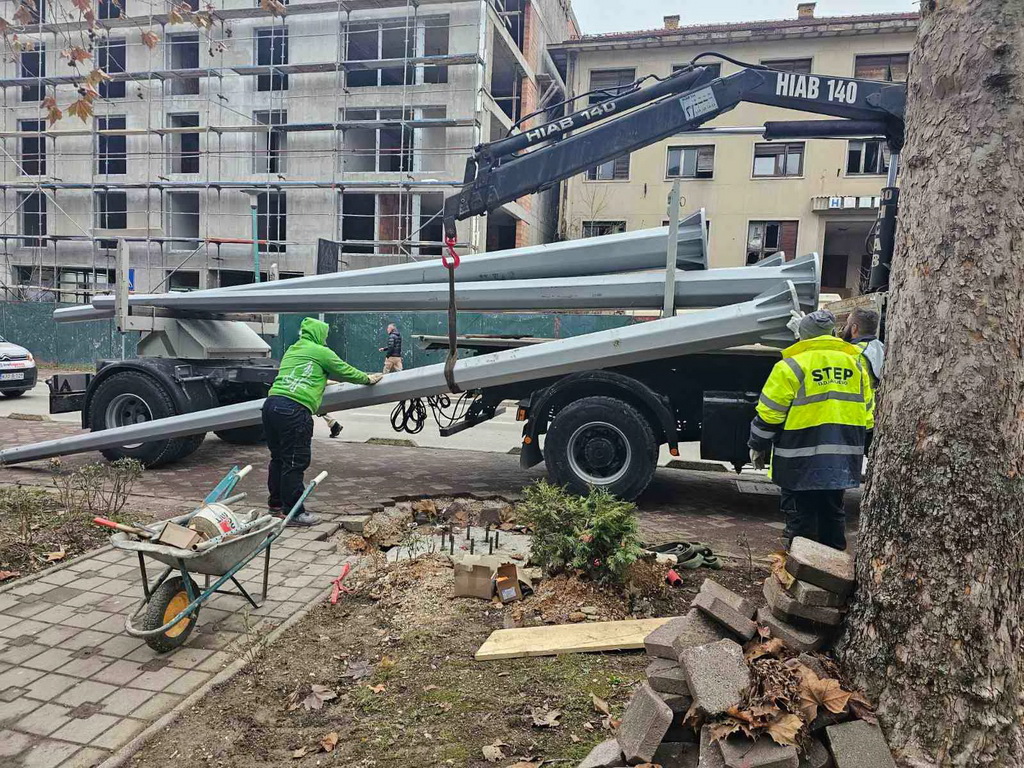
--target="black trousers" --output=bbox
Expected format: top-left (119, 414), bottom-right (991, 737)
top-left (780, 488), bottom-right (847, 551)
top-left (262, 395), bottom-right (313, 514)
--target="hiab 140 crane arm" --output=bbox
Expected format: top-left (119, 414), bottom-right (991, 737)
top-left (443, 55), bottom-right (906, 291)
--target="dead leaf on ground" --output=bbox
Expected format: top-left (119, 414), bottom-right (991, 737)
top-left (570, 734), bottom-right (580, 743)
top-left (289, 684), bottom-right (336, 712)
top-left (766, 713), bottom-right (803, 746)
top-left (0, 570), bottom-right (20, 582)
top-left (320, 732), bottom-right (338, 753)
top-left (709, 716), bottom-right (744, 741)
top-left (582, 721), bottom-right (595, 731)
top-left (848, 690), bottom-right (877, 724)
top-left (768, 551), bottom-right (795, 589)
top-left (531, 708), bottom-right (561, 728)
top-left (45, 548), bottom-right (65, 562)
top-left (508, 763), bottom-right (538, 768)
top-left (800, 676), bottom-right (851, 722)
top-left (368, 684), bottom-right (386, 694)
top-left (601, 714), bottom-right (620, 731)
top-left (340, 659), bottom-right (372, 680)
top-left (423, 685), bottom-right (439, 692)
top-left (745, 637), bottom-right (785, 662)
top-left (481, 740), bottom-right (508, 762)
top-left (591, 694), bottom-right (610, 715)
top-left (291, 746), bottom-right (308, 759)
top-left (378, 655), bottom-right (396, 670)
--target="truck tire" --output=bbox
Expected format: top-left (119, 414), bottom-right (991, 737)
top-left (214, 424), bottom-right (265, 445)
top-left (544, 396), bottom-right (658, 501)
top-left (1, 390), bottom-right (26, 398)
top-left (89, 371), bottom-right (204, 467)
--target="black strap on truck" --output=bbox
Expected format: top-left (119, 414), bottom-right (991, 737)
top-left (442, 237), bottom-right (462, 393)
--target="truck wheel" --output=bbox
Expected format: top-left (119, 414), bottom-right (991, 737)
top-left (545, 396), bottom-right (658, 501)
top-left (1, 390), bottom-right (26, 398)
top-left (214, 424), bottom-right (265, 445)
top-left (89, 371), bottom-right (201, 467)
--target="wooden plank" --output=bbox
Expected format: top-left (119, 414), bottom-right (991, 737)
top-left (474, 617), bottom-right (673, 661)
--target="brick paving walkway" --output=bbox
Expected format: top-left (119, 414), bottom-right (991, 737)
top-left (0, 420), bottom-right (861, 766)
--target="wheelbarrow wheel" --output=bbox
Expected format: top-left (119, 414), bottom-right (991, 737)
top-left (143, 576), bottom-right (200, 653)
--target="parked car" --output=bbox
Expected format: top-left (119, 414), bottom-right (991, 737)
top-left (0, 335), bottom-right (37, 398)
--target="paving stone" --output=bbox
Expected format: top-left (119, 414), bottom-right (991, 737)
top-left (338, 514), bottom-right (372, 533)
top-left (91, 716), bottom-right (146, 750)
top-left (56, 680), bottom-right (119, 707)
top-left (127, 665), bottom-right (187, 692)
top-left (693, 591), bottom-right (758, 641)
top-left (0, 695), bottom-right (42, 726)
top-left (670, 609), bottom-right (728, 660)
top-left (50, 711), bottom-right (120, 744)
top-left (100, 689), bottom-right (180, 720)
top-left (61, 745), bottom-right (110, 768)
top-left (644, 616), bottom-right (690, 659)
top-left (653, 741), bottom-right (700, 768)
top-left (657, 691), bottom-right (693, 714)
top-left (616, 683), bottom-right (673, 765)
top-left (786, 579), bottom-right (845, 609)
top-left (756, 608), bottom-right (828, 653)
top-left (23, 673), bottom-right (80, 701)
top-left (90, 659), bottom-right (143, 687)
top-left (16, 739), bottom-right (82, 768)
top-left (647, 657), bottom-right (690, 695)
top-left (785, 539), bottom-right (855, 598)
top-left (679, 639), bottom-right (751, 717)
top-left (0, 727), bottom-right (33, 756)
top-left (0, 642), bottom-right (49, 665)
top-left (825, 720), bottom-right (896, 768)
top-left (720, 736), bottom-right (799, 767)
top-left (764, 578), bottom-right (843, 628)
top-left (697, 579), bottom-right (755, 618)
top-left (798, 737), bottom-right (832, 768)
top-left (15, 702), bottom-right (72, 736)
top-left (698, 726), bottom-right (726, 768)
top-left (577, 738), bottom-right (627, 768)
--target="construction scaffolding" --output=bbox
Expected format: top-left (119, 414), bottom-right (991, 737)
top-left (0, 0), bottom-right (574, 301)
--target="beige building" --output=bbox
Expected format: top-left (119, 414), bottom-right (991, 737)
top-left (550, 4), bottom-right (918, 297)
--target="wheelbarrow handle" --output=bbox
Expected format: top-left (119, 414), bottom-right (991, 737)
top-left (312, 471), bottom-right (328, 485)
top-left (94, 517), bottom-right (154, 539)
top-left (236, 465), bottom-right (253, 479)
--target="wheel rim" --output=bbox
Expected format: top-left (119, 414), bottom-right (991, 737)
top-left (567, 421), bottom-right (632, 486)
top-left (105, 393), bottom-right (152, 449)
top-left (162, 590), bottom-right (192, 638)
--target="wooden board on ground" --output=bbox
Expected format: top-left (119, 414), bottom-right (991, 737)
top-left (475, 617), bottom-right (674, 661)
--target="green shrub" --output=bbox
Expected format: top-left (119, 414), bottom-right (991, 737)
top-left (518, 481), bottom-right (644, 584)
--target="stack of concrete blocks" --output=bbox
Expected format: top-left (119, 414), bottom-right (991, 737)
top-left (759, 537), bottom-right (856, 653)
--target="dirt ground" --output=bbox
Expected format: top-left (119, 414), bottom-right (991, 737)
top-left (127, 552), bottom-right (764, 768)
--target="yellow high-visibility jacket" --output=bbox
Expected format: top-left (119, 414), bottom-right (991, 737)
top-left (748, 336), bottom-right (874, 491)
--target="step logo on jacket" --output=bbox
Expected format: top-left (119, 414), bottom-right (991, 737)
top-left (810, 366), bottom-right (855, 385)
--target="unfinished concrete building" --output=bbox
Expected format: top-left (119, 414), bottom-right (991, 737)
top-left (0, 0), bottom-right (578, 300)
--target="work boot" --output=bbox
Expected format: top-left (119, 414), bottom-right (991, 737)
top-left (284, 510), bottom-right (319, 527)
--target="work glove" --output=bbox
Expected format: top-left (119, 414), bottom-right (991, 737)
top-left (366, 373), bottom-right (384, 385)
top-left (786, 310), bottom-right (805, 340)
top-left (749, 449), bottom-right (767, 471)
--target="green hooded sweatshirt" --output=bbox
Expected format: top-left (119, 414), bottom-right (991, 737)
top-left (268, 317), bottom-right (371, 413)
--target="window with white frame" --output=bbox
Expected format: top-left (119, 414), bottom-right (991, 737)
top-left (96, 38), bottom-right (126, 98)
top-left (752, 142), bottom-right (804, 178)
top-left (95, 191), bottom-right (127, 249)
top-left (168, 113), bottom-right (200, 174)
top-left (347, 19), bottom-right (414, 87)
top-left (19, 193), bottom-right (47, 247)
top-left (667, 145), bottom-right (714, 179)
top-left (747, 220), bottom-right (798, 264)
top-left (20, 45), bottom-right (45, 102)
top-left (97, 116), bottom-right (127, 175)
top-left (255, 28), bottom-right (288, 91)
top-left (257, 192), bottom-right (286, 253)
top-left (19, 120), bottom-right (46, 176)
top-left (253, 110), bottom-right (286, 173)
top-left (167, 33), bottom-right (199, 95)
top-left (846, 140), bottom-right (890, 176)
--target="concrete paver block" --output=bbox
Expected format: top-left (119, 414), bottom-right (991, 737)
top-left (720, 736), bottom-right (799, 767)
top-left (15, 739), bottom-right (81, 768)
top-left (653, 741), bottom-right (700, 767)
top-left (786, 579), bottom-right (844, 609)
top-left (756, 608), bottom-right (828, 653)
top-left (825, 720), bottom-right (896, 768)
top-left (785, 539), bottom-right (854, 598)
top-left (798, 737), bottom-right (832, 768)
top-left (647, 657), bottom-right (690, 695)
top-left (764, 578), bottom-right (843, 628)
top-left (645, 616), bottom-right (692, 659)
top-left (698, 579), bottom-right (755, 618)
top-left (616, 683), bottom-right (673, 765)
top-left (670, 609), bottom-right (728, 659)
top-left (0, 728), bottom-right (33, 756)
top-left (679, 639), bottom-right (751, 716)
top-left (50, 711), bottom-right (119, 744)
top-left (693, 591), bottom-right (758, 641)
top-left (578, 738), bottom-right (627, 768)
top-left (657, 691), bottom-right (693, 714)
top-left (698, 726), bottom-right (726, 768)
top-left (15, 702), bottom-right (72, 736)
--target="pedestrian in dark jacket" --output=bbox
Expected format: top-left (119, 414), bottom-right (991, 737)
top-left (379, 323), bottom-right (403, 373)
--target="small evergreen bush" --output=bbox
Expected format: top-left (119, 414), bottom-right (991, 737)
top-left (519, 481), bottom-right (644, 584)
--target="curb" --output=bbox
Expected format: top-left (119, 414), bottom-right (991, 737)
top-left (96, 553), bottom-right (363, 768)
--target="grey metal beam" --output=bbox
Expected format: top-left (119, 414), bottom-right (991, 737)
top-left (2, 283), bottom-right (799, 466)
top-left (54, 211), bottom-right (708, 324)
top-left (105, 254), bottom-right (819, 314)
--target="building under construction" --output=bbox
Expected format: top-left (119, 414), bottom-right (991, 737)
top-left (0, 0), bottom-right (578, 301)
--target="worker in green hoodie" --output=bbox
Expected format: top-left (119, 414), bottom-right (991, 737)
top-left (263, 317), bottom-right (383, 526)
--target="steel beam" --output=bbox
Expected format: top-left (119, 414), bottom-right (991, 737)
top-left (54, 211), bottom-right (708, 324)
top-left (106, 254), bottom-right (819, 314)
top-left (3, 283), bottom-right (799, 466)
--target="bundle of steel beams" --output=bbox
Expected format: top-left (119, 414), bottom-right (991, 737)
top-left (1, 283), bottom-right (801, 466)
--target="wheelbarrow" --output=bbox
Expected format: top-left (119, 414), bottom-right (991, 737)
top-left (111, 465), bottom-right (328, 652)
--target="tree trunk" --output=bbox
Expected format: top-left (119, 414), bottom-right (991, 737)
top-left (836, 2), bottom-right (1024, 766)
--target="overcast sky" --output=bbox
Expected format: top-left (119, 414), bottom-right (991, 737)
top-left (572, 0), bottom-right (919, 35)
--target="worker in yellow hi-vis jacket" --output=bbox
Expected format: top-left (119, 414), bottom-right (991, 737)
top-left (748, 309), bottom-right (874, 551)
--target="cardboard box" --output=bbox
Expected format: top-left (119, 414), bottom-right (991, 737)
top-left (155, 522), bottom-right (203, 550)
top-left (454, 561), bottom-right (496, 600)
top-left (494, 563), bottom-right (523, 604)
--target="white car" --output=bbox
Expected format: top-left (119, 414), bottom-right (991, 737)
top-left (0, 335), bottom-right (36, 398)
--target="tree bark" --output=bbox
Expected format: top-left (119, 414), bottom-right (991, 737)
top-left (836, 2), bottom-right (1024, 766)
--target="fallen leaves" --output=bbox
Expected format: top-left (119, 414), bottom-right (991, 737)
top-left (745, 637), bottom-right (785, 662)
top-left (44, 548), bottom-right (65, 562)
top-left (367, 684), bottom-right (386, 694)
top-left (481, 740), bottom-right (508, 762)
top-left (291, 746), bottom-right (307, 759)
top-left (340, 659), bottom-right (372, 680)
top-left (530, 708), bottom-right (561, 728)
top-left (799, 675), bottom-right (851, 723)
top-left (319, 732), bottom-right (339, 753)
top-left (768, 551), bottom-right (795, 589)
top-left (591, 693), bottom-right (611, 716)
top-left (288, 683), bottom-right (337, 712)
top-left (766, 712), bottom-right (803, 746)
